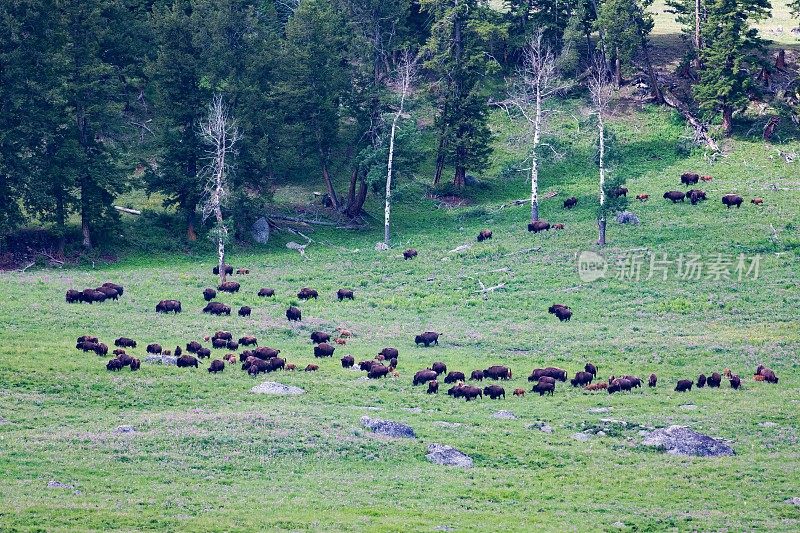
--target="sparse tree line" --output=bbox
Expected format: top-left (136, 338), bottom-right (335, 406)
top-left (0, 0), bottom-right (793, 249)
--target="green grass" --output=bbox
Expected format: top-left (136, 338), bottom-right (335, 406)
top-left (1, 103), bottom-right (799, 532)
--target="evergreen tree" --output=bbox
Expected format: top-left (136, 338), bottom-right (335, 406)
top-left (693, 0), bottom-right (770, 135)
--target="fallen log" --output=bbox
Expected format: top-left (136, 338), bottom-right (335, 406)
top-left (661, 87), bottom-right (720, 152)
top-left (114, 206), bottom-right (141, 215)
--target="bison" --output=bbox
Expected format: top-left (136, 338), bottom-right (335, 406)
top-left (531, 381), bottom-right (555, 396)
top-left (563, 197), bottom-right (578, 209)
top-left (66, 289), bottom-right (82, 303)
top-left (177, 355), bottom-right (199, 368)
top-left (337, 289), bottom-right (354, 301)
top-left (431, 361), bottom-right (447, 375)
top-left (106, 359), bottom-right (123, 371)
top-left (403, 249), bottom-right (418, 260)
top-left (648, 373), bottom-right (657, 387)
top-left (460, 385), bottom-right (482, 401)
top-left (585, 363), bottom-right (597, 377)
top-left (313, 343), bottom-right (335, 358)
top-left (212, 338), bottom-right (228, 349)
top-left (146, 343), bottom-right (162, 355)
top-left (729, 375), bottom-right (741, 389)
top-left (203, 302), bottom-right (231, 316)
top-left (663, 191), bottom-right (686, 203)
top-left (635, 193), bottom-right (649, 201)
top-left (484, 384), bottom-right (505, 400)
top-left (477, 229), bottom-right (493, 242)
top-left (378, 347), bottom-right (399, 360)
top-left (238, 306), bottom-right (251, 317)
top-left (427, 380), bottom-right (439, 394)
top-left (722, 194), bottom-right (743, 208)
top-left (257, 288), bottom-right (275, 297)
top-left (212, 264), bottom-right (234, 275)
top-left (681, 172), bottom-right (700, 186)
top-left (696, 374), bottom-right (707, 388)
top-left (513, 388), bottom-right (525, 397)
top-left (297, 287), bottom-right (318, 300)
top-left (613, 187), bottom-right (628, 198)
top-left (341, 355), bottom-right (355, 368)
top-left (102, 282), bottom-right (124, 296)
top-left (469, 370), bottom-right (484, 381)
top-left (707, 372), bottom-right (722, 388)
top-left (286, 306), bottom-right (302, 322)
top-left (674, 379), bottom-right (693, 392)
top-left (115, 337), bottom-right (136, 348)
top-left (751, 197), bottom-right (764, 205)
top-left (414, 331), bottom-right (440, 347)
top-left (208, 359), bottom-right (225, 373)
top-left (254, 347), bottom-right (280, 360)
top-left (413, 369), bottom-right (438, 386)
top-left (95, 286), bottom-right (119, 300)
top-left (484, 365), bottom-right (512, 380)
top-left (156, 300), bottom-right (182, 313)
top-left (528, 220), bottom-right (551, 233)
top-left (219, 281), bottom-right (240, 293)
top-left (196, 347), bottom-right (211, 359)
top-left (305, 364), bottom-right (319, 372)
top-left (186, 341), bottom-right (202, 353)
top-left (570, 371), bottom-right (593, 387)
top-left (203, 288), bottom-right (217, 301)
top-left (368, 364), bottom-right (390, 379)
top-left (444, 371), bottom-right (465, 384)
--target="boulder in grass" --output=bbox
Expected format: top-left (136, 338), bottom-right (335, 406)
top-left (615, 211), bottom-right (640, 225)
top-left (360, 416), bottom-right (416, 439)
top-left (251, 217), bottom-right (271, 244)
top-left (250, 381), bottom-right (305, 395)
top-left (425, 443), bottom-right (473, 468)
top-left (642, 425), bottom-right (734, 457)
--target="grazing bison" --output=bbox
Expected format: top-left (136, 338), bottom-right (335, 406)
top-left (585, 363), bottom-right (597, 377)
top-left (297, 287), bottom-right (318, 300)
top-left (663, 191), bottom-right (686, 203)
top-left (66, 289), bottom-right (82, 303)
top-left (286, 306), bottom-right (302, 322)
top-left (115, 337), bottom-right (136, 348)
top-left (186, 341), bottom-right (202, 354)
top-left (146, 343), bottom-right (162, 355)
top-left (513, 388), bottom-right (525, 397)
top-left (236, 268), bottom-right (249, 275)
top-left (427, 380), bottom-right (439, 394)
top-left (552, 223), bottom-right (565, 230)
top-left (203, 302), bottom-right (231, 316)
top-left (305, 364), bottom-right (319, 372)
top-left (531, 381), bottom-right (555, 396)
top-left (156, 299), bottom-right (182, 313)
top-left (686, 189), bottom-right (707, 201)
top-left (82, 289), bottom-right (107, 303)
top-left (341, 355), bottom-right (355, 368)
top-left (238, 306), bottom-right (251, 317)
top-left (529, 368), bottom-right (567, 382)
top-left (697, 374), bottom-right (707, 388)
top-left (613, 187), bottom-right (628, 198)
top-left (212, 264), bottom-right (234, 275)
top-left (722, 194), bottom-right (743, 208)
top-left (95, 286), bottom-right (119, 300)
top-left (213, 331), bottom-right (232, 341)
top-left (484, 365), bottom-right (512, 380)
top-left (608, 378), bottom-right (633, 394)
top-left (414, 331), bottom-right (440, 347)
top-left (648, 373), bottom-right (657, 387)
top-left (448, 384), bottom-right (465, 398)
top-left (359, 360), bottom-right (376, 371)
top-left (729, 375), bottom-right (741, 389)
top-left (208, 359), bottom-right (225, 373)
top-left (689, 190), bottom-right (704, 205)
top-left (675, 379), bottom-right (693, 392)
top-left (403, 249), bottom-right (418, 260)
top-left (389, 357), bottom-right (398, 369)
top-left (552, 307), bottom-right (572, 321)
top-left (707, 372), bottom-right (722, 388)
top-left (431, 362), bottom-right (447, 375)
top-left (444, 371), bottom-right (466, 384)
top-left (681, 172), bottom-right (700, 186)
top-left (93, 343), bottom-right (108, 356)
top-left (636, 193), bottom-right (649, 201)
top-left (212, 338), bottom-right (227, 349)
top-left (226, 340), bottom-right (239, 351)
top-left (308, 331), bottom-right (330, 344)
top-left (239, 336), bottom-right (257, 346)
top-left (248, 359), bottom-right (270, 376)
top-left (413, 369), bottom-right (438, 386)
top-left (563, 197), bottom-right (578, 209)
top-left (757, 366), bottom-right (778, 384)
top-left (570, 371), bottom-right (593, 387)
top-left (254, 347), bottom-right (280, 360)
top-left (219, 281), bottom-right (240, 293)
top-left (623, 376), bottom-right (642, 388)
top-left (129, 358), bottom-right (140, 371)
top-left (177, 355), bottom-right (199, 368)
top-left (378, 348), bottom-right (399, 360)
top-left (203, 288), bottom-right (217, 301)
top-left (527, 220), bottom-right (551, 233)
top-left (102, 282), bottom-right (124, 296)
top-left (107, 359), bottom-right (124, 371)
top-left (337, 289), bottom-right (354, 301)
top-left (470, 370), bottom-right (484, 381)
top-left (78, 335), bottom-right (99, 344)
top-left (477, 229), bottom-right (493, 242)
top-left (368, 364), bottom-right (390, 379)
top-left (484, 384), bottom-right (505, 400)
top-left (314, 343), bottom-right (335, 358)
top-left (224, 354), bottom-right (237, 364)
top-left (257, 288), bottom-right (275, 297)
top-left (751, 197), bottom-right (763, 205)
top-left (460, 385), bottom-right (482, 401)
top-left (196, 347), bottom-right (211, 359)
top-left (584, 382), bottom-right (608, 391)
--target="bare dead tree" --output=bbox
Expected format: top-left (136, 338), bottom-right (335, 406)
top-left (502, 29), bottom-right (566, 223)
top-left (200, 95), bottom-right (240, 285)
top-left (384, 51), bottom-right (417, 246)
top-left (588, 55), bottom-right (613, 246)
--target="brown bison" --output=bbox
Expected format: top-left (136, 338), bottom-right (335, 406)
top-left (707, 372), bottom-right (722, 388)
top-left (636, 193), bottom-right (649, 201)
top-left (305, 364), bottom-right (319, 372)
top-left (368, 364), bottom-right (390, 379)
top-left (238, 306), bottom-right (251, 317)
top-left (484, 365), bottom-right (512, 380)
top-left (459, 385), bottom-right (482, 401)
top-left (570, 371), bottom-right (593, 387)
top-left (751, 197), bottom-right (763, 205)
top-left (585, 363), bottom-right (597, 377)
top-left (203, 302), bottom-right (231, 316)
top-left (186, 341), bottom-right (202, 353)
top-left (115, 337), bottom-right (136, 348)
top-left (681, 172), bottom-right (700, 186)
top-left (378, 347), bottom-right (399, 360)
top-left (219, 281), bottom-right (240, 293)
top-left (613, 187), bottom-right (628, 198)
top-left (95, 286), bottom-right (119, 300)
top-left (477, 229), bottom-right (493, 242)
top-left (663, 191), bottom-right (686, 203)
top-left (239, 336), bottom-right (257, 346)
top-left (427, 380), bottom-right (439, 394)
top-left (177, 355), bottom-right (199, 368)
top-left (258, 288), bottom-right (275, 297)
top-left (107, 359), bottom-right (124, 371)
top-left (729, 375), bottom-right (741, 389)
top-left (531, 381), bottom-right (555, 396)
top-left (212, 264), bottom-right (234, 275)
top-left (337, 289), bottom-right (354, 301)
top-left (696, 374), bottom-right (707, 388)
top-left (341, 355), bottom-right (355, 368)
top-left (483, 384), bottom-right (505, 399)
top-left (431, 361), bottom-right (447, 375)
top-left (403, 249), bottom-right (418, 260)
top-left (674, 379), bottom-right (693, 392)
top-left (203, 288), bottom-right (217, 301)
top-left (208, 359), bottom-right (225, 373)
top-left (552, 223), bottom-right (565, 230)
top-left (313, 343), bottom-right (335, 358)
top-left (563, 197), bottom-right (578, 209)
top-left (254, 347), bottom-right (280, 360)
top-left (129, 358), bottom-right (140, 371)
top-left (444, 371), bottom-right (466, 384)
top-left (722, 194), bottom-right (743, 208)
top-left (414, 331), bottom-right (440, 347)
top-left (470, 370), bottom-right (484, 381)
top-left (235, 268), bottom-right (249, 275)
top-left (196, 347), bottom-right (211, 359)
top-left (310, 331), bottom-right (330, 344)
top-left (413, 369), bottom-right (438, 385)
top-left (608, 378), bottom-right (633, 394)
top-left (156, 299), bottom-right (182, 313)
top-left (146, 344), bottom-right (162, 355)
top-left (102, 282), bottom-right (124, 296)
top-left (584, 382), bottom-right (608, 391)
top-left (297, 287), bottom-right (318, 300)
top-left (648, 373), bottom-right (657, 387)
top-left (211, 338), bottom-right (227, 349)
top-left (66, 289), bottom-right (82, 303)
top-left (286, 306), bottom-right (302, 321)
top-left (513, 388), bottom-right (525, 397)
top-left (528, 220), bottom-right (551, 233)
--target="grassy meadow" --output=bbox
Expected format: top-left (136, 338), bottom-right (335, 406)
top-left (1, 98), bottom-right (799, 532)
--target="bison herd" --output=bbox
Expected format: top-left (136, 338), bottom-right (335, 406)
top-left (66, 282), bottom-right (124, 304)
top-left (659, 172), bottom-right (762, 209)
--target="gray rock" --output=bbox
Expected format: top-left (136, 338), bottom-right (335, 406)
top-left (360, 416), bottom-right (416, 439)
top-left (760, 421), bottom-right (778, 428)
top-left (615, 211), bottom-right (640, 225)
top-left (251, 217), bottom-right (271, 244)
top-left (48, 480), bottom-right (74, 490)
top-left (596, 431), bottom-right (607, 437)
top-left (374, 242), bottom-right (389, 251)
top-left (786, 497), bottom-right (800, 506)
top-left (571, 432), bottom-right (591, 442)
top-left (403, 407), bottom-right (423, 414)
top-left (434, 527), bottom-right (454, 532)
top-left (144, 355), bottom-right (177, 366)
top-left (529, 421), bottom-right (553, 433)
top-left (433, 421), bottom-right (462, 428)
top-left (680, 404), bottom-right (697, 410)
top-left (642, 426), bottom-right (734, 457)
top-left (250, 381), bottom-right (305, 395)
top-left (115, 425), bottom-right (135, 434)
top-left (492, 410), bottom-right (516, 420)
top-left (612, 521), bottom-right (626, 528)
top-left (588, 407), bottom-right (610, 414)
top-left (0, 416), bottom-right (7, 425)
top-left (426, 443), bottom-right (473, 468)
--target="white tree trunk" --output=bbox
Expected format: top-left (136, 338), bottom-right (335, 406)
top-left (597, 113), bottom-right (606, 246)
top-left (385, 113), bottom-right (399, 245)
top-left (531, 83), bottom-right (542, 222)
